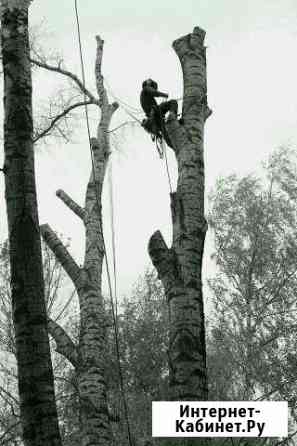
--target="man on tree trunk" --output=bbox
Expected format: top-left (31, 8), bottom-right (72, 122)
top-left (149, 27), bottom-right (211, 405)
top-left (140, 78), bottom-right (178, 150)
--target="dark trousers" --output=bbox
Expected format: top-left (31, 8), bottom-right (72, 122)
top-left (150, 99), bottom-right (178, 132)
top-left (158, 99), bottom-right (178, 117)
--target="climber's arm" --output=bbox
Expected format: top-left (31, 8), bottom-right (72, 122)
top-left (143, 85), bottom-right (168, 98)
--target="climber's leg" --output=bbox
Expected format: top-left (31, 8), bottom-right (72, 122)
top-left (159, 99), bottom-right (178, 117)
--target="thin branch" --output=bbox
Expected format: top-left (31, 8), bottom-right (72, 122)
top-left (33, 100), bottom-right (94, 143)
top-left (47, 318), bottom-right (78, 368)
top-left (0, 386), bottom-right (19, 406)
top-left (46, 261), bottom-right (64, 316)
top-left (40, 224), bottom-right (81, 288)
top-left (108, 409), bottom-right (120, 423)
top-left (0, 421), bottom-right (21, 445)
top-left (30, 57), bottom-right (99, 104)
top-left (148, 230), bottom-right (176, 290)
top-left (108, 120), bottom-right (136, 134)
top-left (254, 268), bottom-right (297, 328)
top-left (56, 189), bottom-right (86, 221)
top-left (54, 288), bottom-right (77, 323)
top-left (54, 375), bottom-right (78, 391)
top-left (55, 122), bottom-right (70, 142)
top-left (44, 249), bottom-right (61, 311)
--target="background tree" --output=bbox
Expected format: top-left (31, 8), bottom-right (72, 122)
top-left (0, 239), bottom-right (77, 446)
top-left (108, 146), bottom-right (297, 446)
top-left (0, 1), bottom-right (62, 444)
top-left (207, 146), bottom-right (297, 444)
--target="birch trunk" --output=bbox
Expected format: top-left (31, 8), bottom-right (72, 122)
top-left (41, 36), bottom-right (118, 446)
top-left (1, 1), bottom-right (62, 445)
top-left (149, 27), bottom-right (211, 401)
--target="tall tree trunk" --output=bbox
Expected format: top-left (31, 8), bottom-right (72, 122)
top-left (41, 36), bottom-right (119, 446)
top-left (149, 27), bottom-right (211, 401)
top-left (1, 1), bottom-right (62, 445)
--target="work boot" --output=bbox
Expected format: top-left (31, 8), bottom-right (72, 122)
top-left (166, 111), bottom-right (177, 122)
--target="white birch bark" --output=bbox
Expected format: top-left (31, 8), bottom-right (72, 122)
top-left (1, 1), bottom-right (62, 445)
top-left (149, 27), bottom-right (211, 402)
top-left (41, 36), bottom-right (118, 446)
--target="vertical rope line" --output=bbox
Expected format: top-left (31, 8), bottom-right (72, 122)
top-left (108, 160), bottom-right (118, 319)
top-left (163, 140), bottom-right (173, 193)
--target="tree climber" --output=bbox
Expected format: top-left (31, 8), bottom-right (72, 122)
top-left (140, 79), bottom-right (178, 149)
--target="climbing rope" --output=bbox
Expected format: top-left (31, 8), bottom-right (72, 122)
top-left (105, 81), bottom-right (175, 194)
top-left (159, 110), bottom-right (174, 193)
top-left (121, 105), bottom-right (144, 125)
top-left (74, 2), bottom-right (133, 446)
top-left (108, 160), bottom-right (118, 319)
top-left (113, 102), bottom-right (175, 194)
top-left (162, 140), bottom-right (173, 194)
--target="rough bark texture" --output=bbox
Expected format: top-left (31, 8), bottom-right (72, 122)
top-left (1, 2), bottom-right (62, 445)
top-left (41, 36), bottom-right (118, 446)
top-left (149, 27), bottom-right (211, 402)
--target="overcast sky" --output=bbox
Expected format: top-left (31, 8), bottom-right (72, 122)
top-left (1, 0), bottom-right (297, 299)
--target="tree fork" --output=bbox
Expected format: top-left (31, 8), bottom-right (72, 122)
top-left (1, 1), bottom-right (62, 445)
top-left (149, 27), bottom-right (211, 405)
top-left (41, 35), bottom-right (119, 446)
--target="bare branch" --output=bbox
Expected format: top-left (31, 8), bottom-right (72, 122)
top-left (108, 120), bottom-right (136, 134)
top-left (47, 318), bottom-right (78, 368)
top-left (56, 189), bottom-right (86, 221)
top-left (54, 288), bottom-right (77, 323)
top-left (33, 100), bottom-right (94, 143)
top-left (40, 224), bottom-right (81, 288)
top-left (0, 420), bottom-right (21, 444)
top-left (30, 57), bottom-right (99, 105)
top-left (0, 385), bottom-right (18, 406)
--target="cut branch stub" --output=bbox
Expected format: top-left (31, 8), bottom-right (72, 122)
top-left (40, 224), bottom-right (81, 289)
top-left (148, 231), bottom-right (180, 292)
top-left (47, 318), bottom-right (78, 368)
top-left (56, 189), bottom-right (86, 221)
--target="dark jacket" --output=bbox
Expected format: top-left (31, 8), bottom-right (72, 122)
top-left (140, 85), bottom-right (168, 117)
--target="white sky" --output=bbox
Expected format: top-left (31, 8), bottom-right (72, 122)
top-left (1, 0), bottom-right (297, 299)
